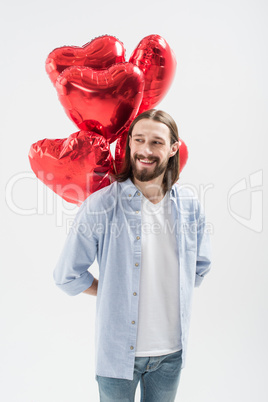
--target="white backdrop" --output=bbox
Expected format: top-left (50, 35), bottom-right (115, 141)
top-left (1, 0), bottom-right (267, 401)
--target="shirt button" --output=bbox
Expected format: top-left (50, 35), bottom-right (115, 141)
top-left (135, 210), bottom-right (139, 214)
top-left (131, 321), bottom-right (135, 324)
top-left (128, 194), bottom-right (131, 197)
top-left (135, 263), bottom-right (139, 267)
top-left (136, 236), bottom-right (140, 240)
top-left (133, 292), bottom-right (137, 296)
top-left (137, 192), bottom-right (141, 196)
top-left (130, 346), bottom-right (134, 350)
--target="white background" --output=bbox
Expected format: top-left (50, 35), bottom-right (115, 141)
top-left (1, 0), bottom-right (267, 401)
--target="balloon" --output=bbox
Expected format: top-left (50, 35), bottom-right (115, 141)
top-left (129, 34), bottom-right (176, 114)
top-left (55, 63), bottom-right (145, 144)
top-left (46, 35), bottom-right (125, 86)
top-left (114, 132), bottom-right (188, 174)
top-left (28, 34), bottom-right (183, 206)
top-left (114, 129), bottom-right (128, 174)
top-left (28, 131), bottom-right (115, 205)
top-left (178, 138), bottom-right (188, 172)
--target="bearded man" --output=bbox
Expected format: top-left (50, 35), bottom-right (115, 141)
top-left (53, 109), bottom-right (211, 402)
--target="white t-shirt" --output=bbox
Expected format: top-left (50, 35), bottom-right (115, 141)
top-left (135, 191), bottom-right (182, 357)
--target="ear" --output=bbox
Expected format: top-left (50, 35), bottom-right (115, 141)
top-left (169, 141), bottom-right (180, 157)
top-left (128, 134), bottom-right (132, 149)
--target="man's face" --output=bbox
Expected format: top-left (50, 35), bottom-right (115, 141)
top-left (128, 119), bottom-right (178, 183)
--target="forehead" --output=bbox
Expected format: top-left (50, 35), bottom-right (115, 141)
top-left (132, 119), bottom-right (170, 141)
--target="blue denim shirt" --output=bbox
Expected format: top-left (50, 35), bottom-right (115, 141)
top-left (53, 177), bottom-right (211, 380)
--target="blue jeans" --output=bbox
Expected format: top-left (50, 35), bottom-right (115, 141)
top-left (96, 349), bottom-right (183, 402)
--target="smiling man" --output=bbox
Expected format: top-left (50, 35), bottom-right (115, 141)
top-left (131, 118), bottom-right (175, 174)
top-left (53, 109), bottom-right (212, 402)
top-left (129, 117), bottom-right (179, 202)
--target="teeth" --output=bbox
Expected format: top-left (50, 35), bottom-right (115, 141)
top-left (139, 159), bottom-right (154, 164)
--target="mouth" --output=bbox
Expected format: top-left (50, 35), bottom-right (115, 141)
top-left (137, 158), bottom-right (156, 166)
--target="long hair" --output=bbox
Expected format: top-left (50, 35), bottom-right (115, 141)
top-left (111, 109), bottom-right (180, 193)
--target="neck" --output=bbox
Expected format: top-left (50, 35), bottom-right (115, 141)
top-left (131, 175), bottom-right (165, 203)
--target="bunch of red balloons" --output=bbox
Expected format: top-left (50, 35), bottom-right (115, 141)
top-left (29, 34), bottom-right (188, 205)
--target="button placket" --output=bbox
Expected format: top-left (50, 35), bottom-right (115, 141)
top-left (128, 191), bottom-right (141, 355)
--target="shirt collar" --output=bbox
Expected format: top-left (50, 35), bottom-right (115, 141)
top-left (120, 178), bottom-right (141, 200)
top-left (120, 178), bottom-right (177, 200)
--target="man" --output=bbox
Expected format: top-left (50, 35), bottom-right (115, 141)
top-left (53, 109), bottom-right (211, 401)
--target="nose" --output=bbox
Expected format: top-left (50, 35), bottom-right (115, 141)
top-left (140, 141), bottom-right (153, 157)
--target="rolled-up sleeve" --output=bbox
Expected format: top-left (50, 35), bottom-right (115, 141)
top-left (194, 201), bottom-right (212, 287)
top-left (53, 201), bottom-right (98, 296)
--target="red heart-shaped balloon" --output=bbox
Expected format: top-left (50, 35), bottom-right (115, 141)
top-left (130, 34), bottom-right (176, 114)
top-left (178, 138), bottom-right (188, 172)
top-left (46, 35), bottom-right (125, 86)
top-left (28, 131), bottom-right (115, 205)
top-left (114, 129), bottom-right (128, 174)
top-left (55, 63), bottom-right (144, 144)
top-left (114, 132), bottom-right (188, 175)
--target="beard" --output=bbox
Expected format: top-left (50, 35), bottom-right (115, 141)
top-left (130, 153), bottom-right (169, 182)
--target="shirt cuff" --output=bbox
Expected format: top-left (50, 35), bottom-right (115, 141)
top-left (55, 271), bottom-right (95, 296)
